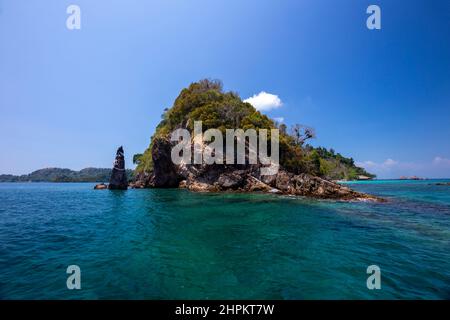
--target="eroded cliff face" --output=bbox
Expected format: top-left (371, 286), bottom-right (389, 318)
top-left (131, 137), bottom-right (382, 202)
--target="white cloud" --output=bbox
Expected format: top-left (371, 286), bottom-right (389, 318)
top-left (355, 158), bottom-right (422, 178)
top-left (432, 156), bottom-right (450, 167)
top-left (355, 156), bottom-right (450, 179)
top-left (355, 158), bottom-right (399, 170)
top-left (383, 158), bottom-right (399, 167)
top-left (244, 91), bottom-right (283, 111)
top-left (356, 160), bottom-right (376, 167)
top-left (273, 117), bottom-right (284, 123)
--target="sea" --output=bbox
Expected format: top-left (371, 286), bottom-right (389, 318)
top-left (0, 180), bottom-right (449, 299)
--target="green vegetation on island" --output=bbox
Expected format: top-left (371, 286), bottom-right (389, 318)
top-left (134, 79), bottom-right (375, 181)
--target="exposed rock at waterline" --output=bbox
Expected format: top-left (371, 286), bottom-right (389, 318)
top-left (108, 146), bottom-right (128, 190)
top-left (433, 182), bottom-right (450, 186)
top-left (133, 137), bottom-right (382, 201)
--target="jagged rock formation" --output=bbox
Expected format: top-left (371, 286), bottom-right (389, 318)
top-left (133, 137), bottom-right (382, 201)
top-left (108, 146), bottom-right (128, 190)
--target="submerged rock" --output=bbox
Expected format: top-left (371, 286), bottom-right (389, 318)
top-left (108, 146), bottom-right (128, 190)
top-left (133, 136), bottom-right (383, 201)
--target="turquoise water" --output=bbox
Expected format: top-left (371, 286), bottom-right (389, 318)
top-left (0, 180), bottom-right (449, 299)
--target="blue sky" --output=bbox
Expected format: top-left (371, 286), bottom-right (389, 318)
top-left (0, 0), bottom-right (449, 178)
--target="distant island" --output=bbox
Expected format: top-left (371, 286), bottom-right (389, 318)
top-left (0, 167), bottom-right (135, 183)
top-left (399, 176), bottom-right (425, 180)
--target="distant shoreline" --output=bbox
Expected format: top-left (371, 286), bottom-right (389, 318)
top-left (338, 178), bottom-right (450, 183)
top-left (0, 167), bottom-right (134, 183)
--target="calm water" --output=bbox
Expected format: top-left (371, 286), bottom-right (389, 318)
top-left (0, 180), bottom-right (449, 299)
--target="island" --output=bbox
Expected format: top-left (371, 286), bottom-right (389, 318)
top-left (130, 79), bottom-right (381, 201)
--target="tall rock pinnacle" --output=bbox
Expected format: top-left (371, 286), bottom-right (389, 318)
top-left (108, 146), bottom-right (128, 190)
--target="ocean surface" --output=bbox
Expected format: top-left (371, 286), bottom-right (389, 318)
top-left (0, 180), bottom-right (449, 299)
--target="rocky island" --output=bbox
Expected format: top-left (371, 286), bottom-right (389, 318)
top-left (131, 79), bottom-right (381, 201)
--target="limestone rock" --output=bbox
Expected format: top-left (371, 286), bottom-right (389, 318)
top-left (217, 172), bottom-right (244, 189)
top-left (149, 137), bottom-right (180, 187)
top-left (108, 146), bottom-right (128, 190)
